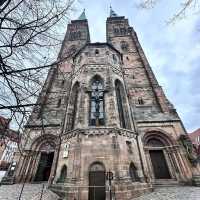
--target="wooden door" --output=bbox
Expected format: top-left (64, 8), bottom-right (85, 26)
top-left (89, 171), bottom-right (106, 200)
top-left (149, 150), bottom-right (171, 179)
top-left (34, 152), bottom-right (54, 182)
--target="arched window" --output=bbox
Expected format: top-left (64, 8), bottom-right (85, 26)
top-left (129, 162), bottom-right (140, 182)
top-left (126, 141), bottom-right (133, 153)
top-left (115, 80), bottom-right (126, 128)
top-left (138, 97), bottom-right (144, 105)
top-left (120, 41), bottom-right (129, 52)
top-left (61, 80), bottom-right (65, 87)
top-left (147, 138), bottom-right (165, 147)
top-left (197, 145), bottom-right (200, 155)
top-left (57, 98), bottom-right (61, 108)
top-left (77, 55), bottom-right (82, 64)
top-left (95, 49), bottom-right (99, 55)
top-left (89, 76), bottom-right (105, 126)
top-left (113, 54), bottom-right (117, 64)
top-left (67, 82), bottom-right (79, 131)
top-left (57, 165), bottom-right (67, 183)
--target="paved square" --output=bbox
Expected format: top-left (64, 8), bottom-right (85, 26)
top-left (0, 183), bottom-right (59, 200)
top-left (0, 184), bottom-right (199, 200)
top-left (134, 186), bottom-right (200, 200)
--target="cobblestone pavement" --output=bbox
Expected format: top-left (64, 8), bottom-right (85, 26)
top-left (0, 183), bottom-right (59, 200)
top-left (134, 186), bottom-right (200, 200)
top-left (0, 184), bottom-right (200, 200)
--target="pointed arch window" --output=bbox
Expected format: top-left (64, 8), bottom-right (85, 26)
top-left (89, 77), bottom-right (105, 126)
top-left (115, 80), bottom-right (126, 128)
top-left (57, 165), bottom-right (67, 183)
top-left (67, 82), bottom-right (79, 131)
top-left (129, 162), bottom-right (140, 182)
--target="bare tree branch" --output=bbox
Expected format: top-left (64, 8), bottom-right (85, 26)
top-left (0, 0), bottom-right (76, 154)
top-left (137, 0), bottom-right (200, 24)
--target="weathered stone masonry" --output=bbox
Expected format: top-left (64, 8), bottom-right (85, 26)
top-left (13, 9), bottom-right (200, 200)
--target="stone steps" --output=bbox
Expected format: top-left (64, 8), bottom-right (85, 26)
top-left (49, 184), bottom-right (78, 199)
top-left (153, 179), bottom-right (179, 187)
top-left (192, 175), bottom-right (200, 186)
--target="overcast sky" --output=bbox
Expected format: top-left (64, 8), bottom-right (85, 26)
top-left (73, 0), bottom-right (200, 132)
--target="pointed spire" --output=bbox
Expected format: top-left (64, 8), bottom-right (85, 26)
top-left (110, 6), bottom-right (118, 17)
top-left (78, 9), bottom-right (87, 20)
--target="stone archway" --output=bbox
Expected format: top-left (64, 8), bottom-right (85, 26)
top-left (143, 132), bottom-right (177, 181)
top-left (147, 138), bottom-right (171, 179)
top-left (88, 162), bottom-right (106, 200)
top-left (14, 134), bottom-right (59, 183)
top-left (34, 142), bottom-right (55, 182)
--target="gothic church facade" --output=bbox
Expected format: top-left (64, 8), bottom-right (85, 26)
top-left (13, 9), bottom-right (200, 200)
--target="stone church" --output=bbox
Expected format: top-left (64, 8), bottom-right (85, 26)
top-left (13, 8), bottom-right (200, 200)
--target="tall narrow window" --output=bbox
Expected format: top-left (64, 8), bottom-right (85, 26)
top-left (113, 54), bottom-right (117, 64)
top-left (57, 165), bottom-right (67, 183)
top-left (129, 162), bottom-right (140, 182)
top-left (126, 141), bottom-right (133, 153)
top-left (71, 83), bottom-right (79, 130)
top-left (95, 49), bottom-right (99, 55)
top-left (138, 97), bottom-right (144, 105)
top-left (57, 98), bottom-right (61, 108)
top-left (67, 82), bottom-right (79, 131)
top-left (115, 80), bottom-right (126, 128)
top-left (90, 76), bottom-right (105, 126)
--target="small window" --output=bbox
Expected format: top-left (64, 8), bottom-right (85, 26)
top-left (138, 97), bottom-right (144, 105)
top-left (77, 55), bottom-right (82, 63)
top-left (120, 28), bottom-right (126, 35)
top-left (114, 28), bottom-right (119, 35)
top-left (126, 56), bottom-right (129, 61)
top-left (95, 49), bottom-right (99, 55)
top-left (126, 141), bottom-right (132, 153)
top-left (57, 99), bottom-right (61, 107)
top-left (196, 136), bottom-right (200, 143)
top-left (57, 165), bottom-right (67, 183)
top-left (113, 54), bottom-right (117, 64)
top-left (129, 163), bottom-right (140, 182)
top-left (121, 41), bottom-right (129, 52)
top-left (61, 80), bottom-right (65, 87)
top-left (132, 74), bottom-right (135, 79)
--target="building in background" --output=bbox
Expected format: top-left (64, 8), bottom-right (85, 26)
top-left (13, 8), bottom-right (200, 200)
top-left (189, 129), bottom-right (200, 155)
top-left (0, 116), bottom-right (19, 182)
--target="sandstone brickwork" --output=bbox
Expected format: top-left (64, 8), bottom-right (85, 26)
top-left (13, 10), bottom-right (200, 200)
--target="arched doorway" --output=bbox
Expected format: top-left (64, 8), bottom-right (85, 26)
top-left (146, 137), bottom-right (171, 179)
top-left (34, 142), bottom-right (55, 182)
top-left (89, 162), bottom-right (106, 200)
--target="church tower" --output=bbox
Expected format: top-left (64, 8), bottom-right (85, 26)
top-left (13, 8), bottom-right (200, 200)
